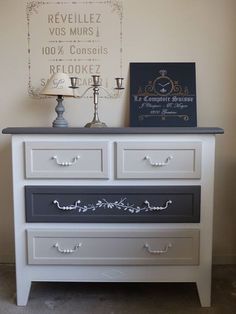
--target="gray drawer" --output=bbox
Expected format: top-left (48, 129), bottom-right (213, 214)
top-left (24, 141), bottom-right (109, 179)
top-left (25, 185), bottom-right (200, 223)
top-left (27, 229), bottom-right (200, 265)
top-left (116, 141), bottom-right (202, 179)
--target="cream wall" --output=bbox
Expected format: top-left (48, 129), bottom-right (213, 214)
top-left (0, 0), bottom-right (235, 263)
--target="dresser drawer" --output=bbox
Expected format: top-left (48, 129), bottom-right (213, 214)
top-left (25, 185), bottom-right (200, 223)
top-left (116, 142), bottom-right (201, 179)
top-left (27, 229), bottom-right (199, 265)
top-left (24, 141), bottom-right (109, 179)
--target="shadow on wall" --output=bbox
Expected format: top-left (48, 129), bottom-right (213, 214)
top-left (123, 68), bottom-right (130, 127)
top-left (0, 138), bottom-right (15, 263)
top-left (213, 137), bottom-right (236, 264)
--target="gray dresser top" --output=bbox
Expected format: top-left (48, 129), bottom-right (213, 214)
top-left (2, 127), bottom-right (224, 135)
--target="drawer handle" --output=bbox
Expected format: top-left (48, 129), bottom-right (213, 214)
top-left (144, 200), bottom-right (172, 211)
top-left (53, 198), bottom-right (172, 213)
top-left (144, 243), bottom-right (172, 255)
top-left (52, 155), bottom-right (80, 166)
top-left (53, 242), bottom-right (82, 254)
top-left (53, 200), bottom-right (81, 211)
top-left (144, 155), bottom-right (173, 167)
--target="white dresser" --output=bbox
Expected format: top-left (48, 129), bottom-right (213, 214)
top-left (3, 127), bottom-right (223, 306)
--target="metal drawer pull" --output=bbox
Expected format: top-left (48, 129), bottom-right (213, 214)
top-left (53, 242), bottom-right (82, 254)
top-left (144, 243), bottom-right (172, 255)
top-left (52, 155), bottom-right (80, 166)
top-left (144, 155), bottom-right (173, 167)
top-left (53, 200), bottom-right (81, 211)
top-left (144, 200), bottom-right (172, 211)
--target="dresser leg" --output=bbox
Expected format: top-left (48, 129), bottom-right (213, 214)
top-left (16, 279), bottom-right (31, 306)
top-left (196, 279), bottom-right (211, 307)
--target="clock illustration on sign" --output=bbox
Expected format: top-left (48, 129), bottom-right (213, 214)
top-left (153, 70), bottom-right (174, 96)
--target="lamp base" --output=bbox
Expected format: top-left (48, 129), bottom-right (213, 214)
top-left (52, 119), bottom-right (68, 128)
top-left (84, 121), bottom-right (107, 128)
top-left (52, 95), bottom-right (68, 128)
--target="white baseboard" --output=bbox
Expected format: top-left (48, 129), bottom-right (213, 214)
top-left (213, 255), bottom-right (236, 265)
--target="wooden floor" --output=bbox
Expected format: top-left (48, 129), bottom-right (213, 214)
top-left (0, 264), bottom-right (236, 313)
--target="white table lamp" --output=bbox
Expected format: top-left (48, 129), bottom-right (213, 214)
top-left (41, 72), bottom-right (73, 127)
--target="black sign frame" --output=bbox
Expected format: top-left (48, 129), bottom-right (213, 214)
top-left (130, 62), bottom-right (197, 127)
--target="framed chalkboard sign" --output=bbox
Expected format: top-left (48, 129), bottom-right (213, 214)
top-left (130, 63), bottom-right (197, 127)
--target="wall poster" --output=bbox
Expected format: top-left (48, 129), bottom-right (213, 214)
top-left (26, 1), bottom-right (123, 97)
top-left (130, 63), bottom-right (197, 127)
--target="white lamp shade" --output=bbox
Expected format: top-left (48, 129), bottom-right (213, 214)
top-left (40, 72), bottom-right (73, 96)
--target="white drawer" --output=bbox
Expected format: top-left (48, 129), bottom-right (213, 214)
top-left (27, 229), bottom-right (199, 266)
top-left (24, 141), bottom-right (109, 179)
top-left (116, 141), bottom-right (201, 179)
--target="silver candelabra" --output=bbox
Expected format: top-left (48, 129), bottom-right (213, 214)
top-left (70, 75), bottom-right (124, 128)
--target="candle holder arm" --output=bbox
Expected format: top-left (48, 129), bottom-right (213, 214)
top-left (72, 86), bottom-right (94, 98)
